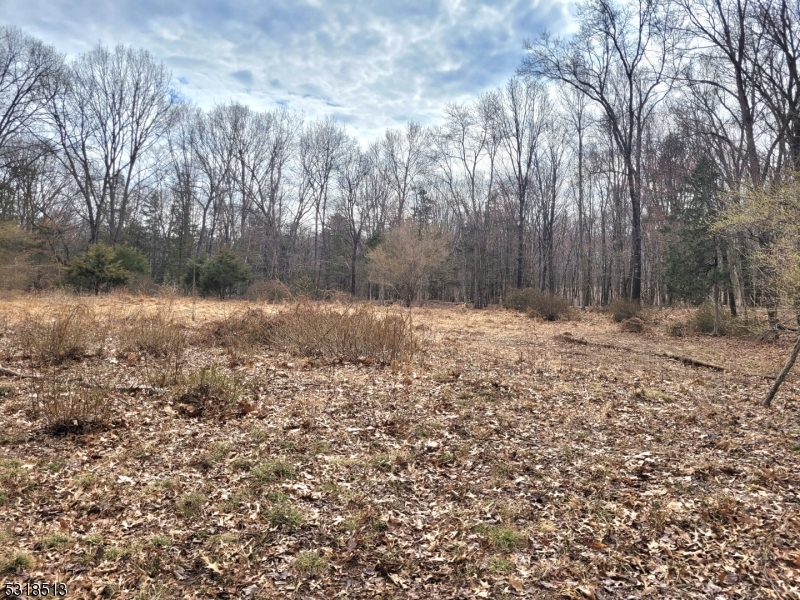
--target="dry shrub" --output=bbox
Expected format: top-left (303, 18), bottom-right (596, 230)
top-left (196, 307), bottom-right (281, 349)
top-left (175, 365), bottom-right (244, 419)
top-left (667, 322), bottom-right (685, 337)
top-left (31, 375), bottom-right (111, 433)
top-left (692, 303), bottom-right (732, 335)
top-left (119, 308), bottom-right (187, 357)
top-left (622, 317), bottom-right (645, 333)
top-left (609, 299), bottom-right (641, 322)
top-left (277, 302), bottom-right (415, 364)
top-left (20, 305), bottom-right (104, 365)
top-left (505, 289), bottom-right (570, 321)
top-left (244, 279), bottom-right (293, 303)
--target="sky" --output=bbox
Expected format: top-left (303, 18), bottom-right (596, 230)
top-left (2, 0), bottom-right (576, 142)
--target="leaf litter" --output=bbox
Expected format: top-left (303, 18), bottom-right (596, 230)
top-left (0, 297), bottom-right (798, 598)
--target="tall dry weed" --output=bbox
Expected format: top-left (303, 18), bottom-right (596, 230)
top-left (20, 305), bottom-right (105, 365)
top-left (119, 305), bottom-right (187, 357)
top-left (276, 302), bottom-right (415, 364)
top-left (31, 372), bottom-right (111, 433)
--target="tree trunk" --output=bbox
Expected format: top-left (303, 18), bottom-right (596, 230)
top-left (763, 332), bottom-right (800, 407)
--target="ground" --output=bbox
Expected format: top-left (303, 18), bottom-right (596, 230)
top-left (0, 294), bottom-right (798, 599)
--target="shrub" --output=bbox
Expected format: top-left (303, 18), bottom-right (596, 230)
top-left (276, 302), bottom-right (415, 364)
top-left (622, 317), bottom-right (645, 333)
top-left (196, 307), bottom-right (281, 350)
top-left (20, 305), bottom-right (104, 365)
top-left (504, 289), bottom-right (570, 321)
top-left (185, 249), bottom-right (250, 299)
top-left (174, 365), bottom-right (243, 419)
top-left (667, 322), bottom-right (685, 337)
top-left (120, 308), bottom-right (186, 358)
top-left (244, 279), bottom-right (293, 303)
top-left (692, 303), bottom-right (730, 335)
top-left (609, 299), bottom-right (641, 322)
top-left (30, 376), bottom-right (110, 433)
top-left (64, 245), bottom-right (130, 294)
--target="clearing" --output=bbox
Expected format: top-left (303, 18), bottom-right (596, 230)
top-left (0, 295), bottom-right (798, 599)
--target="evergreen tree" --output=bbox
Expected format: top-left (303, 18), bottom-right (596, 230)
top-left (64, 245), bottom-right (129, 295)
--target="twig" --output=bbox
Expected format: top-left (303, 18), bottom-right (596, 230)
top-left (0, 363), bottom-right (166, 394)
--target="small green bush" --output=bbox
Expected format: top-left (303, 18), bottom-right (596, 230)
top-left (64, 245), bottom-right (130, 295)
top-left (184, 249), bottom-right (250, 299)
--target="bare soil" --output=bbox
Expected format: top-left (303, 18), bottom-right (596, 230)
top-left (0, 294), bottom-right (798, 599)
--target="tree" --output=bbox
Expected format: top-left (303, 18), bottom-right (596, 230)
top-left (187, 248), bottom-right (250, 299)
top-left (664, 156), bottom-right (726, 305)
top-left (367, 223), bottom-right (451, 307)
top-left (521, 0), bottom-right (678, 301)
top-left (50, 44), bottom-right (175, 244)
top-left (0, 26), bottom-right (63, 168)
top-left (64, 244), bottom-right (129, 294)
top-left (716, 175), bottom-right (800, 405)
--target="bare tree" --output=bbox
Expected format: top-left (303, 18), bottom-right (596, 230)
top-left (0, 26), bottom-right (63, 167)
top-left (49, 44), bottom-right (175, 244)
top-left (522, 0), bottom-right (678, 301)
top-left (382, 122), bottom-right (430, 224)
top-left (493, 77), bottom-right (549, 289)
top-left (367, 222), bottom-right (451, 307)
top-left (300, 117), bottom-right (346, 286)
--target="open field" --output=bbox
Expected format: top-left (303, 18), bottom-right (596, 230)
top-left (0, 294), bottom-right (799, 599)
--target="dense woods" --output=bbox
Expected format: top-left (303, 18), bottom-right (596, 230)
top-left (1, 0), bottom-right (799, 317)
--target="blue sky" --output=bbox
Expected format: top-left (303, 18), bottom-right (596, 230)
top-left (3, 0), bottom-right (576, 141)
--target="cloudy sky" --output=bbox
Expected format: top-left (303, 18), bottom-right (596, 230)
top-left (3, 0), bottom-right (576, 141)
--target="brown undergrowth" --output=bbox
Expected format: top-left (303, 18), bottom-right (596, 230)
top-left (0, 296), bottom-right (798, 598)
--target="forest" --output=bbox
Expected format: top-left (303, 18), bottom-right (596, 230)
top-left (0, 0), bottom-right (798, 320)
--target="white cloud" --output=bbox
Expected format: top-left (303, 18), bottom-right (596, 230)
top-left (2, 0), bottom-right (576, 142)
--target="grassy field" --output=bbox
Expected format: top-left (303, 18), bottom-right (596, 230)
top-left (0, 294), bottom-right (798, 599)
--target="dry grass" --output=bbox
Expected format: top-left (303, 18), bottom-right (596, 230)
top-left (276, 301), bottom-right (415, 364)
top-left (0, 295), bottom-right (798, 598)
top-left (118, 306), bottom-right (187, 357)
top-left (18, 305), bottom-right (105, 365)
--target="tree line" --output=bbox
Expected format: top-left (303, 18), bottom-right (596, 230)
top-left (1, 0), bottom-right (799, 317)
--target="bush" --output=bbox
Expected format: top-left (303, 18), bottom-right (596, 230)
top-left (504, 289), bottom-right (570, 321)
top-left (692, 303), bottom-right (731, 335)
top-left (245, 279), bottom-right (293, 303)
top-left (64, 245), bottom-right (131, 294)
top-left (174, 365), bottom-right (244, 419)
top-left (276, 302), bottom-right (415, 364)
top-left (196, 307), bottom-right (282, 350)
top-left (185, 249), bottom-right (250, 299)
top-left (119, 308), bottom-right (187, 358)
top-left (609, 299), bottom-right (641, 322)
top-left (31, 376), bottom-right (111, 433)
top-left (20, 305), bottom-right (104, 365)
top-left (622, 317), bottom-right (645, 333)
